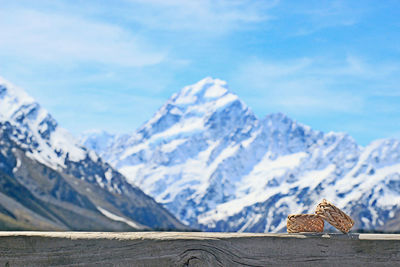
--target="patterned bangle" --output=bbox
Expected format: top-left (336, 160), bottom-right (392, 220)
top-left (287, 214), bottom-right (324, 233)
top-left (315, 199), bottom-right (354, 233)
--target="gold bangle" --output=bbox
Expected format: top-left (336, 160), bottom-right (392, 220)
top-left (315, 199), bottom-right (354, 233)
top-left (287, 214), bottom-right (324, 233)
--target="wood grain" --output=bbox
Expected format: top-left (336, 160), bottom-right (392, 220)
top-left (0, 232), bottom-right (399, 266)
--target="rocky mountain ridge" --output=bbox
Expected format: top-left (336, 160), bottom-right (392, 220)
top-left (0, 77), bottom-right (186, 231)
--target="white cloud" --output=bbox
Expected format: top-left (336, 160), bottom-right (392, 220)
top-left (0, 8), bottom-right (165, 67)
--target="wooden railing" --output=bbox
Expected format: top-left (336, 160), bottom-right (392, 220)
top-left (0, 232), bottom-right (399, 266)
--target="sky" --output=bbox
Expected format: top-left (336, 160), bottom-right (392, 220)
top-left (0, 0), bottom-right (400, 145)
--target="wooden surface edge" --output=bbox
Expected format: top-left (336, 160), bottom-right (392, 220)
top-left (0, 231), bottom-right (399, 240)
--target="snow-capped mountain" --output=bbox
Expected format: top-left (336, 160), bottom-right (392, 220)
top-left (84, 77), bottom-right (400, 233)
top-left (0, 77), bottom-right (186, 230)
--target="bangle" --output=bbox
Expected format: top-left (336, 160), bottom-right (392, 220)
top-left (287, 214), bottom-right (324, 233)
top-left (315, 199), bottom-right (354, 233)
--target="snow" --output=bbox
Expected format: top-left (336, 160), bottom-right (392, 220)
top-left (80, 130), bottom-right (116, 157)
top-left (292, 164), bottom-right (336, 189)
top-left (119, 164), bottom-right (145, 184)
top-left (12, 157), bottom-right (21, 173)
top-left (149, 116), bottom-right (205, 141)
top-left (172, 91), bottom-right (197, 105)
top-left (214, 93), bottom-right (238, 109)
top-left (0, 76), bottom-right (35, 119)
top-left (161, 138), bottom-right (187, 153)
top-left (236, 152), bottom-right (308, 196)
top-left (258, 152), bottom-right (306, 172)
top-left (51, 127), bottom-right (85, 162)
top-left (105, 168), bottom-right (113, 181)
top-left (238, 214), bottom-right (263, 232)
top-left (241, 129), bottom-right (259, 148)
top-left (120, 142), bottom-right (148, 160)
top-left (361, 217), bottom-right (370, 225)
top-left (89, 150), bottom-right (98, 162)
top-left (204, 84), bottom-right (228, 98)
top-left (97, 206), bottom-right (145, 229)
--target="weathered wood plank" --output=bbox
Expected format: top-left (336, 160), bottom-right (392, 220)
top-left (0, 232), bottom-right (399, 266)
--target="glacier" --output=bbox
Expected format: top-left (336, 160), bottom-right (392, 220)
top-left (82, 77), bottom-right (400, 232)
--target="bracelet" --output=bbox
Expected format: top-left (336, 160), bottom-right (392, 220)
top-left (315, 199), bottom-right (354, 233)
top-left (287, 214), bottom-right (324, 233)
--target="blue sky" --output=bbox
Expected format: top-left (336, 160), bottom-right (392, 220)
top-left (1, 0), bottom-right (399, 145)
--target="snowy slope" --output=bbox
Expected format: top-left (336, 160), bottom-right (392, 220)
top-left (0, 76), bottom-right (133, 194)
top-left (0, 77), bottom-right (186, 230)
top-left (0, 78), bottom-right (86, 169)
top-left (83, 77), bottom-right (400, 232)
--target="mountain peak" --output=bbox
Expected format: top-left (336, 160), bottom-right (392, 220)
top-left (0, 77), bottom-right (36, 121)
top-left (0, 76), bottom-right (31, 97)
top-left (133, 77), bottom-right (249, 142)
top-left (171, 77), bottom-right (230, 105)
